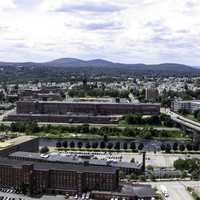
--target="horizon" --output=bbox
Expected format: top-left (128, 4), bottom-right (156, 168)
top-left (0, 0), bottom-right (200, 65)
top-left (0, 57), bottom-right (199, 68)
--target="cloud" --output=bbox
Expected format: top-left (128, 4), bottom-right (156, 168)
top-left (42, 0), bottom-right (126, 13)
top-left (14, 0), bottom-right (41, 9)
top-left (0, 0), bottom-right (200, 65)
top-left (0, 1), bottom-right (16, 11)
top-left (57, 2), bottom-right (124, 13)
top-left (80, 22), bottom-right (123, 31)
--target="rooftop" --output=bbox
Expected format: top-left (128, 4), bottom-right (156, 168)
top-left (9, 151), bottom-right (142, 170)
top-left (18, 100), bottom-right (161, 106)
top-left (0, 157), bottom-right (117, 173)
top-left (0, 136), bottom-right (37, 150)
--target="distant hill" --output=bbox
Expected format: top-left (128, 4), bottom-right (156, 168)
top-left (0, 58), bottom-right (199, 73)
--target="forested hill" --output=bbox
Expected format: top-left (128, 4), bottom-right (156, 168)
top-left (0, 58), bottom-right (199, 83)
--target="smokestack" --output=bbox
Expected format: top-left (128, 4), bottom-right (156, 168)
top-left (142, 151), bottom-right (146, 172)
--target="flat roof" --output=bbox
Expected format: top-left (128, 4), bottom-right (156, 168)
top-left (0, 136), bottom-right (37, 150)
top-left (9, 151), bottom-right (142, 170)
top-left (0, 157), bottom-right (116, 173)
top-left (18, 101), bottom-right (161, 106)
top-left (175, 100), bottom-right (200, 104)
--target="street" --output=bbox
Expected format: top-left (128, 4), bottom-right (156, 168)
top-left (150, 181), bottom-right (200, 200)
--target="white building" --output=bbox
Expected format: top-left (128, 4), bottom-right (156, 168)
top-left (172, 100), bottom-right (200, 113)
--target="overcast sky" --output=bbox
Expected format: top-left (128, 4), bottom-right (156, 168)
top-left (0, 0), bottom-right (200, 65)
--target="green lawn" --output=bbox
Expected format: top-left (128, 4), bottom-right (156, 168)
top-left (118, 120), bottom-right (166, 128)
top-left (185, 114), bottom-right (200, 122)
top-left (29, 130), bottom-right (189, 140)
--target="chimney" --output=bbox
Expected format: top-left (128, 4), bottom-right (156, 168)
top-left (142, 151), bottom-right (146, 172)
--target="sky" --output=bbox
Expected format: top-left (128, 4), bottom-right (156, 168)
top-left (0, 0), bottom-right (200, 65)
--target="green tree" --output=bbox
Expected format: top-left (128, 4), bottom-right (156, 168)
top-left (119, 170), bottom-right (126, 179)
top-left (40, 146), bottom-right (49, 154)
top-left (165, 143), bottom-right (171, 153)
top-left (179, 144), bottom-right (185, 152)
top-left (62, 141), bottom-right (68, 148)
top-left (147, 165), bottom-right (154, 171)
top-left (186, 143), bottom-right (193, 151)
top-left (107, 142), bottom-right (113, 149)
top-left (181, 170), bottom-right (187, 179)
top-left (192, 170), bottom-right (200, 180)
top-left (100, 141), bottom-right (106, 149)
top-left (173, 142), bottom-right (178, 151)
top-left (123, 142), bottom-right (128, 150)
top-left (138, 175), bottom-right (146, 181)
top-left (125, 114), bottom-right (142, 124)
top-left (160, 144), bottom-right (166, 151)
top-left (138, 143), bottom-right (144, 151)
top-left (174, 159), bottom-right (186, 170)
top-left (130, 142), bottom-right (136, 151)
top-left (56, 141), bottom-right (62, 148)
top-left (69, 141), bottom-right (75, 148)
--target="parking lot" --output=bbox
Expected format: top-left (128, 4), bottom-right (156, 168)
top-left (0, 193), bottom-right (66, 200)
top-left (142, 153), bottom-right (200, 168)
top-left (150, 181), bottom-right (194, 200)
top-left (61, 151), bottom-right (200, 168)
top-left (0, 189), bottom-right (66, 200)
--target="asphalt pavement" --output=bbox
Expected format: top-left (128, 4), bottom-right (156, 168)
top-left (150, 181), bottom-right (197, 200)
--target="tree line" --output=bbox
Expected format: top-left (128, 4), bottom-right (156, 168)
top-left (124, 113), bottom-right (176, 127)
top-left (0, 122), bottom-right (185, 139)
top-left (55, 140), bottom-right (144, 151)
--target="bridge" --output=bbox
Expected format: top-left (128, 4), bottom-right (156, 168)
top-left (165, 110), bottom-right (200, 142)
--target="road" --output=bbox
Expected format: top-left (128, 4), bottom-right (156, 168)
top-left (0, 108), bottom-right (181, 131)
top-left (0, 108), bottom-right (16, 121)
top-left (150, 181), bottom-right (195, 200)
top-left (164, 109), bottom-right (200, 132)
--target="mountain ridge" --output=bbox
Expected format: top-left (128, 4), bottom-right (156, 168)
top-left (0, 58), bottom-right (199, 72)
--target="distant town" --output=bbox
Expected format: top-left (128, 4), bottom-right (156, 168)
top-left (0, 67), bottom-right (200, 200)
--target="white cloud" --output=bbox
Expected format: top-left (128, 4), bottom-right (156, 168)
top-left (0, 0), bottom-right (200, 65)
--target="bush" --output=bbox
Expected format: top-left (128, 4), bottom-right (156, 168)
top-left (165, 143), bottom-right (171, 153)
top-left (40, 146), bottom-right (49, 154)
top-left (114, 142), bottom-right (120, 150)
top-left (186, 144), bottom-right (193, 151)
top-left (69, 141), bottom-right (75, 148)
top-left (181, 170), bottom-right (188, 179)
top-left (160, 144), bottom-right (166, 151)
top-left (146, 165), bottom-right (154, 171)
top-left (138, 143), bottom-right (144, 151)
top-left (92, 142), bottom-right (98, 149)
top-left (77, 141), bottom-right (83, 148)
top-left (138, 175), bottom-right (146, 181)
top-left (129, 173), bottom-right (138, 180)
top-left (179, 144), bottom-right (185, 151)
top-left (85, 142), bottom-right (91, 149)
top-left (56, 141), bottom-right (62, 148)
top-left (123, 142), bottom-right (128, 150)
top-left (62, 141), bottom-right (68, 148)
top-left (130, 142), bottom-right (136, 151)
top-left (173, 142), bottom-right (178, 151)
top-left (148, 173), bottom-right (156, 181)
top-left (100, 141), bottom-right (106, 149)
top-left (107, 143), bottom-right (113, 149)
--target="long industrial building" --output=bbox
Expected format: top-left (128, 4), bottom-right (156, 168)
top-left (16, 101), bottom-right (160, 115)
top-left (9, 151), bottom-right (145, 175)
top-left (5, 101), bottom-right (160, 123)
top-left (0, 157), bottom-right (118, 195)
